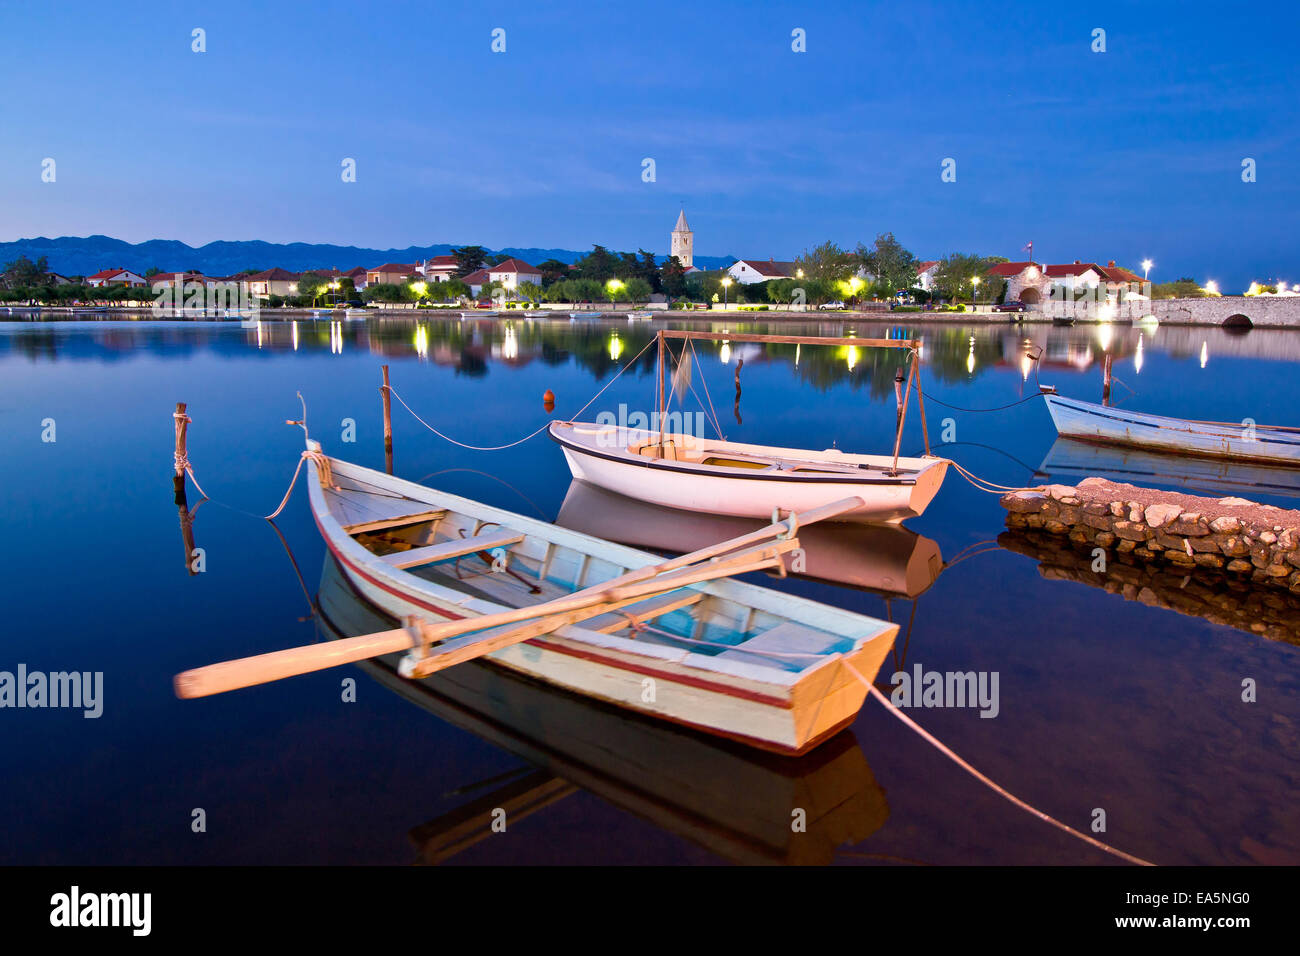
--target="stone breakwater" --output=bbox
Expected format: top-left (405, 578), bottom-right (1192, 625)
top-left (998, 528), bottom-right (1300, 646)
top-left (1000, 477), bottom-right (1300, 593)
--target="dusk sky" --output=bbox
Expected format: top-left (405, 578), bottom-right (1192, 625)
top-left (3, 0), bottom-right (1297, 289)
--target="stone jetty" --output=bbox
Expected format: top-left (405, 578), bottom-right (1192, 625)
top-left (1000, 477), bottom-right (1300, 593)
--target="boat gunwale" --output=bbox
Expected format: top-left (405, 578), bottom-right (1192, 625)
top-left (548, 421), bottom-right (935, 486)
top-left (1045, 394), bottom-right (1300, 449)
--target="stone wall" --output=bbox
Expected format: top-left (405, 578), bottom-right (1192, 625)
top-left (1001, 477), bottom-right (1300, 594)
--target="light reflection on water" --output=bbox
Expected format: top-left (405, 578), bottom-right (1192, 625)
top-left (0, 316), bottom-right (1297, 865)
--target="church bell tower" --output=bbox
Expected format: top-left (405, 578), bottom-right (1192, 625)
top-left (670, 209), bottom-right (693, 268)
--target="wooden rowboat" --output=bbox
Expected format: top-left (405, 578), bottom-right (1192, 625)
top-left (550, 421), bottom-right (948, 523)
top-left (316, 556), bottom-right (890, 864)
top-left (300, 445), bottom-right (898, 755)
top-left (1043, 392), bottom-right (1300, 467)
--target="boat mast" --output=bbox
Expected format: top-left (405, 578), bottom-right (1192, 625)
top-left (657, 330), bottom-right (667, 452)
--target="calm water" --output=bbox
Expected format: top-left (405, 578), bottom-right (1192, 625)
top-left (1, 315), bottom-right (1297, 865)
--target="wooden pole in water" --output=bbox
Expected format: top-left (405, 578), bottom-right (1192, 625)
top-left (1102, 353), bottom-right (1113, 407)
top-left (173, 402), bottom-right (189, 504)
top-left (381, 365), bottom-right (394, 474)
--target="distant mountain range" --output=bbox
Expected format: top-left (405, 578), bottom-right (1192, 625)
top-left (0, 235), bottom-right (736, 277)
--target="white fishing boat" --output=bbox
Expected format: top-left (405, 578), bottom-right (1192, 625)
top-left (551, 330), bottom-right (948, 522)
top-left (344, 308), bottom-right (368, 320)
top-left (523, 310), bottom-right (548, 318)
top-left (627, 310), bottom-right (653, 321)
top-left (1043, 390), bottom-right (1300, 467)
top-left (551, 422), bottom-right (946, 523)
top-left (569, 310), bottom-right (602, 320)
top-left (176, 442), bottom-right (898, 755)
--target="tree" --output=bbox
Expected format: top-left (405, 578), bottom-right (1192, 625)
top-left (2, 255), bottom-right (48, 289)
top-left (660, 256), bottom-right (688, 298)
top-left (637, 249), bottom-right (661, 292)
top-left (536, 259), bottom-right (569, 287)
top-left (856, 232), bottom-right (917, 295)
top-left (794, 241), bottom-right (853, 281)
top-left (297, 271), bottom-right (329, 304)
top-left (933, 253), bottom-right (1002, 304)
top-left (623, 276), bottom-right (652, 303)
top-left (516, 281), bottom-right (544, 304)
top-left (574, 245), bottom-right (619, 282)
top-left (452, 245), bottom-right (488, 277)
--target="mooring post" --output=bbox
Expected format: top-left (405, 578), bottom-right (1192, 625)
top-left (381, 365), bottom-right (394, 475)
top-left (173, 402), bottom-right (190, 505)
top-left (1102, 353), bottom-right (1113, 407)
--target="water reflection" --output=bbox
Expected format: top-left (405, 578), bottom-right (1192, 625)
top-left (316, 556), bottom-right (889, 865)
top-left (1000, 527), bottom-right (1300, 647)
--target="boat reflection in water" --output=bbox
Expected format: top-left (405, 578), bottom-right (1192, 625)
top-left (316, 557), bottom-right (890, 865)
top-left (999, 528), bottom-right (1300, 647)
top-left (555, 479), bottom-right (944, 600)
top-left (1036, 437), bottom-right (1300, 502)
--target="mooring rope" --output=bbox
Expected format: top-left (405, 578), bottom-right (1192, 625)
top-left (612, 617), bottom-right (1153, 865)
top-left (839, 660), bottom-right (1156, 867)
top-left (388, 335), bottom-right (658, 451)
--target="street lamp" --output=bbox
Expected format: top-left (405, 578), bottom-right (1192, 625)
top-left (721, 276), bottom-right (732, 309)
top-left (1141, 259), bottom-right (1153, 280)
top-left (971, 276), bottom-right (980, 309)
top-left (606, 278), bottom-right (624, 308)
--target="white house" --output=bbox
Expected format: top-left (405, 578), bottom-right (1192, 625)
top-left (419, 255), bottom-right (459, 282)
top-left (726, 259), bottom-right (796, 285)
top-left (487, 258), bottom-right (543, 291)
top-left (461, 268), bottom-right (490, 297)
top-left (86, 268), bottom-right (147, 288)
top-left (914, 261), bottom-right (939, 292)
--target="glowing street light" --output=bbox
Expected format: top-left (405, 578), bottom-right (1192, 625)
top-left (796, 269), bottom-right (805, 279)
top-left (971, 276), bottom-right (981, 309)
top-left (411, 280), bottom-right (428, 302)
top-left (1204, 280), bottom-right (1220, 296)
top-left (721, 277), bottom-right (733, 309)
top-left (605, 278), bottom-right (624, 305)
top-left (1141, 259), bottom-right (1153, 280)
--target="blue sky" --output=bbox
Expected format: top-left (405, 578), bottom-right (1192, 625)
top-left (1, 0), bottom-right (1297, 289)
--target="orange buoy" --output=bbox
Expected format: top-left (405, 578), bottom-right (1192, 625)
top-left (543, 388), bottom-right (555, 412)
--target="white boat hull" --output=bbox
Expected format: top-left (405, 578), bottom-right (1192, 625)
top-left (1044, 393), bottom-right (1300, 467)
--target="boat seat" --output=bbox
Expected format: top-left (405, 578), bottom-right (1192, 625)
top-left (379, 531), bottom-right (525, 570)
top-left (631, 440), bottom-right (679, 461)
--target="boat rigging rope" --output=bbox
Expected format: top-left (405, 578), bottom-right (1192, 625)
top-left (388, 335), bottom-right (658, 451)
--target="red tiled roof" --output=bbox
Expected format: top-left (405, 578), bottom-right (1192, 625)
top-left (916, 261), bottom-right (939, 273)
top-left (986, 261), bottom-right (1038, 277)
top-left (1042, 262), bottom-right (1104, 278)
top-left (488, 257), bottom-right (540, 274)
top-left (1098, 261), bottom-right (1143, 283)
top-left (246, 268), bottom-right (300, 281)
top-left (733, 259), bottom-right (795, 278)
top-left (87, 268), bottom-right (138, 280)
top-left (424, 255), bottom-right (457, 267)
top-left (462, 269), bottom-right (491, 283)
top-left (369, 263), bottom-right (419, 275)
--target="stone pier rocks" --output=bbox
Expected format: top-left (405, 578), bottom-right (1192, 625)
top-left (1000, 477), bottom-right (1300, 594)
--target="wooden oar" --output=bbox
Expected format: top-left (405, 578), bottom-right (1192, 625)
top-left (173, 495), bottom-right (864, 699)
top-left (175, 538), bottom-right (796, 699)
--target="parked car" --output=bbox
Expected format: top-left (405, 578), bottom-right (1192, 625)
top-left (994, 301), bottom-right (1027, 313)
